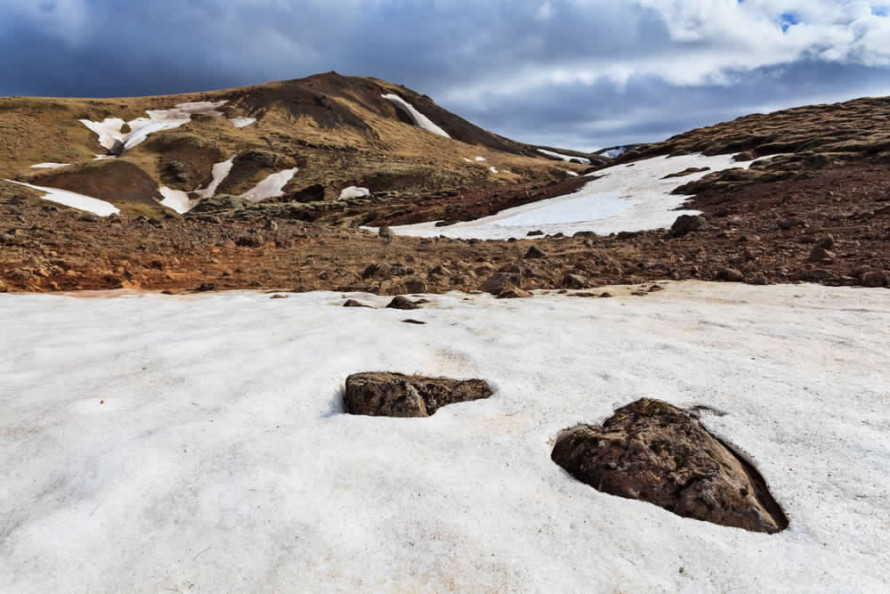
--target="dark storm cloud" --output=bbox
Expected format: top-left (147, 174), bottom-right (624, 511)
top-left (1, 0), bottom-right (889, 149)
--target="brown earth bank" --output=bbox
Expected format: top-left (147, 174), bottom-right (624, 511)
top-left (1, 157), bottom-right (887, 295)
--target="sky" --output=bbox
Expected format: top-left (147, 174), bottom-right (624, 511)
top-left (1, 0), bottom-right (889, 151)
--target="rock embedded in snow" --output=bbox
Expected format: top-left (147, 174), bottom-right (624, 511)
top-left (537, 148), bottom-right (591, 165)
top-left (551, 398), bottom-right (789, 534)
top-left (343, 372), bottom-right (493, 417)
top-left (386, 296), bottom-right (421, 310)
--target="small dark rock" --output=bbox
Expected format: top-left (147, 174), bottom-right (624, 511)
top-left (715, 268), bottom-right (745, 282)
top-left (526, 230), bottom-right (544, 237)
top-left (344, 372), bottom-right (493, 417)
top-left (524, 246), bottom-right (548, 259)
top-left (78, 213), bottom-right (100, 223)
top-left (343, 299), bottom-right (371, 308)
top-left (671, 215), bottom-right (707, 237)
top-left (386, 296), bottom-right (420, 310)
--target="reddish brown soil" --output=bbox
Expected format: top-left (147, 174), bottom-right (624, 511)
top-left (1, 160), bottom-right (887, 295)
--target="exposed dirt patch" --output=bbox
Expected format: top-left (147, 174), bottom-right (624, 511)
top-left (29, 160), bottom-right (162, 207)
top-left (551, 399), bottom-right (789, 533)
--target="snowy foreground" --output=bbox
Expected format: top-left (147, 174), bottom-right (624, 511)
top-left (1, 282), bottom-right (888, 592)
top-left (392, 154), bottom-right (754, 239)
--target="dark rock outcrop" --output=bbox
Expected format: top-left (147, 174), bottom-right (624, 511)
top-left (344, 372), bottom-right (493, 417)
top-left (551, 399), bottom-right (788, 534)
top-left (671, 214), bottom-right (707, 237)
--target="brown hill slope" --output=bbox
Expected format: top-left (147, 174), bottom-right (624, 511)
top-left (0, 73), bottom-right (583, 216)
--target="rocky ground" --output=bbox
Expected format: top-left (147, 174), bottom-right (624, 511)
top-left (1, 156), bottom-right (887, 295)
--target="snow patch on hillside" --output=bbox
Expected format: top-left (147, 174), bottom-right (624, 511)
top-left (538, 148), bottom-right (591, 165)
top-left (3, 179), bottom-right (120, 216)
top-left (241, 168), bottom-right (299, 203)
top-left (390, 153), bottom-right (753, 239)
top-left (229, 117), bottom-right (257, 128)
top-left (158, 187), bottom-right (193, 214)
top-left (0, 283), bottom-right (887, 592)
top-left (30, 163), bottom-right (69, 169)
top-left (339, 186), bottom-right (371, 200)
top-left (194, 158), bottom-right (235, 202)
top-left (382, 94), bottom-right (450, 138)
top-left (79, 101), bottom-right (240, 155)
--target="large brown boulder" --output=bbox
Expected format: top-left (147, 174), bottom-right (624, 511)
top-left (344, 372), bottom-right (493, 417)
top-left (551, 399), bottom-right (788, 534)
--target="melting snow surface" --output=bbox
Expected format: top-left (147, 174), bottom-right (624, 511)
top-left (382, 94), bottom-right (450, 138)
top-left (3, 179), bottom-right (119, 216)
top-left (241, 168), bottom-right (299, 203)
top-left (0, 282), bottom-right (888, 592)
top-left (339, 186), bottom-right (371, 200)
top-left (538, 148), bottom-right (591, 165)
top-left (30, 163), bottom-right (69, 169)
top-left (475, 156), bottom-right (486, 162)
top-left (80, 101), bottom-right (231, 154)
top-left (600, 147), bottom-right (628, 159)
top-left (390, 153), bottom-right (752, 239)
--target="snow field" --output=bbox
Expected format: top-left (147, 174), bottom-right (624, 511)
top-left (391, 153), bottom-right (754, 239)
top-left (3, 179), bottom-right (120, 216)
top-left (0, 282), bottom-right (887, 592)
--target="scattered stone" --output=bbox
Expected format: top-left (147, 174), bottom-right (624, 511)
top-left (235, 235), bottom-right (264, 248)
top-left (386, 295), bottom-right (420, 310)
top-left (792, 268), bottom-right (834, 282)
top-left (481, 272), bottom-right (519, 295)
top-left (860, 270), bottom-right (889, 288)
top-left (344, 372), bottom-right (493, 417)
top-left (401, 319), bottom-right (426, 325)
top-left (809, 246), bottom-right (836, 263)
top-left (817, 234), bottom-right (835, 250)
top-left (526, 230), bottom-right (544, 237)
top-left (78, 213), bottom-right (100, 223)
top-left (715, 268), bottom-right (745, 282)
top-left (497, 288), bottom-right (531, 299)
top-left (343, 299), bottom-right (371, 308)
top-left (648, 284), bottom-right (665, 292)
top-left (599, 292), bottom-right (613, 298)
top-left (551, 398), bottom-right (789, 534)
top-left (524, 246), bottom-right (547, 259)
top-left (195, 282), bottom-right (217, 292)
top-left (561, 273), bottom-right (587, 290)
top-left (671, 215), bottom-right (707, 237)
top-left (270, 294), bottom-right (288, 299)
top-left (379, 226), bottom-right (395, 240)
top-left (404, 278), bottom-right (427, 294)
top-left (746, 274), bottom-right (770, 286)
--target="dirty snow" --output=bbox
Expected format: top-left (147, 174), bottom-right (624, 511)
top-left (390, 153), bottom-right (753, 239)
top-left (0, 282), bottom-right (887, 592)
top-left (30, 162), bottom-right (69, 169)
top-left (241, 168), bottom-right (299, 203)
top-left (3, 179), bottom-right (119, 216)
top-left (158, 187), bottom-right (193, 215)
top-left (79, 101), bottom-right (236, 155)
top-left (383, 93), bottom-right (450, 138)
top-left (537, 148), bottom-right (591, 165)
top-left (194, 157), bottom-right (235, 202)
top-left (229, 117), bottom-right (257, 128)
top-left (339, 186), bottom-right (371, 200)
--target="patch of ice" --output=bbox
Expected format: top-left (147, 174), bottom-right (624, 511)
top-left (193, 157), bottom-right (235, 202)
top-left (158, 187), bottom-right (193, 215)
top-left (0, 282), bottom-right (888, 592)
top-left (3, 179), bottom-right (119, 216)
top-left (79, 101), bottom-right (235, 155)
top-left (339, 186), bottom-right (371, 200)
top-left (538, 148), bottom-right (591, 165)
top-left (389, 153), bottom-right (754, 240)
top-left (30, 163), bottom-right (69, 169)
top-left (382, 94), bottom-right (450, 138)
top-left (241, 168), bottom-right (299, 203)
top-left (229, 117), bottom-right (257, 128)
